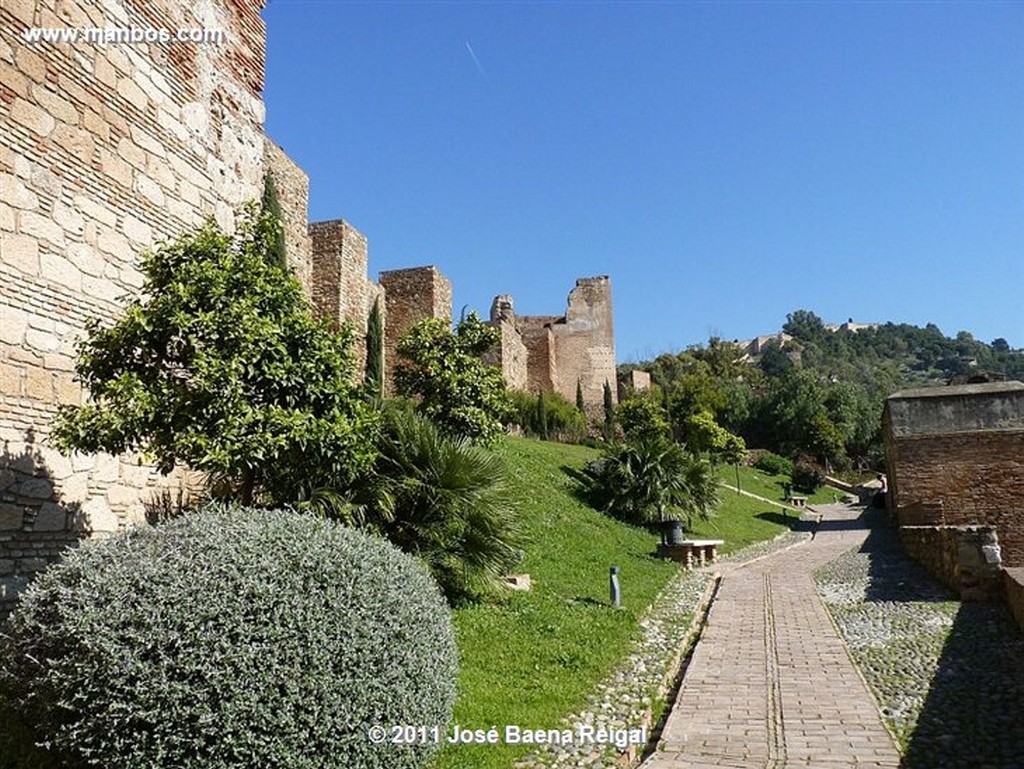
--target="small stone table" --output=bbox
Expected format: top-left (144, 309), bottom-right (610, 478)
top-left (657, 539), bottom-right (725, 569)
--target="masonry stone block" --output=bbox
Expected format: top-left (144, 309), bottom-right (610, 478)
top-left (10, 96), bottom-right (55, 137)
top-left (32, 83), bottom-right (78, 125)
top-left (33, 502), bottom-right (68, 532)
top-left (0, 172), bottom-right (39, 210)
top-left (82, 496), bottom-right (117, 534)
top-left (0, 505), bottom-right (23, 531)
top-left (0, 303), bottom-right (29, 346)
top-left (115, 76), bottom-right (148, 111)
top-left (24, 367), bottom-right (52, 401)
top-left (39, 252), bottom-right (83, 292)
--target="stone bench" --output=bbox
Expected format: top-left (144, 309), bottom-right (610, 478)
top-left (787, 496), bottom-right (808, 508)
top-left (657, 539), bottom-right (725, 569)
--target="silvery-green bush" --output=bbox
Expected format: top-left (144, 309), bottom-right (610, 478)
top-left (0, 506), bottom-right (457, 769)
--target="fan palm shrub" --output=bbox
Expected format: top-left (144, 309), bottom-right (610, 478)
top-left (302, 406), bottom-right (523, 604)
top-left (584, 436), bottom-right (719, 531)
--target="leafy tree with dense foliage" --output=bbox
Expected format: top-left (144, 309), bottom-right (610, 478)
top-left (616, 395), bottom-right (670, 442)
top-left (365, 297), bottom-right (384, 396)
top-left (51, 205), bottom-right (379, 505)
top-left (395, 312), bottom-right (511, 445)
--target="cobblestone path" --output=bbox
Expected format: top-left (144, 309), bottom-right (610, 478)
top-left (643, 504), bottom-right (900, 768)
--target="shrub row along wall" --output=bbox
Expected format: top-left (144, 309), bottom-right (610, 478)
top-left (899, 525), bottom-right (1004, 601)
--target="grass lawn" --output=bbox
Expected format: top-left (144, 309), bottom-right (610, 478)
top-left (435, 438), bottom-right (800, 769)
top-left (716, 464), bottom-right (846, 506)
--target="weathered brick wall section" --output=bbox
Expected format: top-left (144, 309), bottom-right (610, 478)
top-left (1, 0), bottom-right (268, 611)
top-left (884, 383), bottom-right (1024, 567)
top-left (899, 525), bottom-right (1004, 600)
top-left (483, 295), bottom-right (528, 392)
top-left (511, 276), bottom-right (617, 416)
top-left (619, 369), bottom-right (651, 400)
top-left (308, 219), bottom-right (383, 378)
top-left (264, 137), bottom-right (312, 294)
top-left (1003, 568), bottom-right (1024, 633)
top-left (379, 266), bottom-right (452, 393)
top-left (517, 317), bottom-right (560, 395)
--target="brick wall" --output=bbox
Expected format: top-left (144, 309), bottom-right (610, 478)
top-left (884, 382), bottom-right (1024, 569)
top-left (518, 317), bottom-right (560, 395)
top-left (1, 0), bottom-right (268, 611)
top-left (379, 266), bottom-right (452, 393)
top-left (309, 219), bottom-right (383, 378)
top-left (886, 430), bottom-right (1024, 565)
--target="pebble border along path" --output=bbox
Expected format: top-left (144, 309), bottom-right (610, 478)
top-left (814, 507), bottom-right (1024, 769)
top-left (643, 503), bottom-right (901, 769)
top-left (515, 530), bottom-right (810, 769)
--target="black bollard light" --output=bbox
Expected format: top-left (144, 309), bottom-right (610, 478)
top-left (609, 565), bottom-right (621, 607)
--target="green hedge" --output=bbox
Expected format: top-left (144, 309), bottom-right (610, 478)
top-left (0, 506), bottom-right (457, 769)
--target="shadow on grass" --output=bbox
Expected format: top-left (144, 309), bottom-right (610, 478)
top-left (755, 511), bottom-right (800, 529)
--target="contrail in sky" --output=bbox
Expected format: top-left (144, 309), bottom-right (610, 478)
top-left (465, 39), bottom-right (489, 82)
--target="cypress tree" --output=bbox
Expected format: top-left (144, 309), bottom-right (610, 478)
top-left (602, 380), bottom-right (615, 443)
top-left (576, 379), bottom-right (585, 413)
top-left (537, 390), bottom-right (549, 440)
top-left (365, 298), bottom-right (384, 396)
top-left (261, 173), bottom-right (288, 268)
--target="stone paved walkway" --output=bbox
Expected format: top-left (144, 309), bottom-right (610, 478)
top-left (643, 504), bottom-right (901, 769)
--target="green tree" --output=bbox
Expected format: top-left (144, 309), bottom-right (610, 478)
top-left (260, 173), bottom-right (287, 269)
top-left (536, 390), bottom-right (549, 440)
top-left (365, 297), bottom-right (384, 396)
top-left (602, 380), bottom-right (615, 442)
top-left (576, 379), bottom-right (585, 413)
top-left (395, 313), bottom-right (510, 445)
top-left (52, 205), bottom-right (378, 506)
top-left (616, 395), bottom-right (670, 442)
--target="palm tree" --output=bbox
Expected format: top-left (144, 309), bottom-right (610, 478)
top-left (307, 406), bottom-right (523, 604)
top-left (585, 436), bottom-right (719, 532)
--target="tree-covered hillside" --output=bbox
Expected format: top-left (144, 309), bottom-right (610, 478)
top-left (620, 310), bottom-right (1024, 473)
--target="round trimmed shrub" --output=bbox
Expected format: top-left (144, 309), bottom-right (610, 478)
top-left (753, 451), bottom-right (794, 478)
top-left (0, 506), bottom-right (457, 769)
top-left (791, 460), bottom-right (825, 493)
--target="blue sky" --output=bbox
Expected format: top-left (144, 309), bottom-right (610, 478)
top-left (262, 1), bottom-right (1023, 362)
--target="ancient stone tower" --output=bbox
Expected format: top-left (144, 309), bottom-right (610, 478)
top-left (308, 219), bottom-right (384, 374)
top-left (490, 276), bottom-right (618, 415)
top-left (379, 266), bottom-right (453, 392)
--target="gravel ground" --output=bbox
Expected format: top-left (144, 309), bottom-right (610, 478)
top-left (515, 531), bottom-right (810, 769)
top-left (814, 509), bottom-right (1024, 768)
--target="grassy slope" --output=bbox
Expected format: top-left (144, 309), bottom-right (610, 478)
top-left (436, 438), bottom-right (798, 769)
top-left (716, 464), bottom-right (846, 507)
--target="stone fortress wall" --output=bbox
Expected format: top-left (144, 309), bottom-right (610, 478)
top-left (883, 382), bottom-right (1024, 603)
top-left (0, 0), bottom-right (620, 612)
top-left (1, 0), bottom-right (271, 609)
